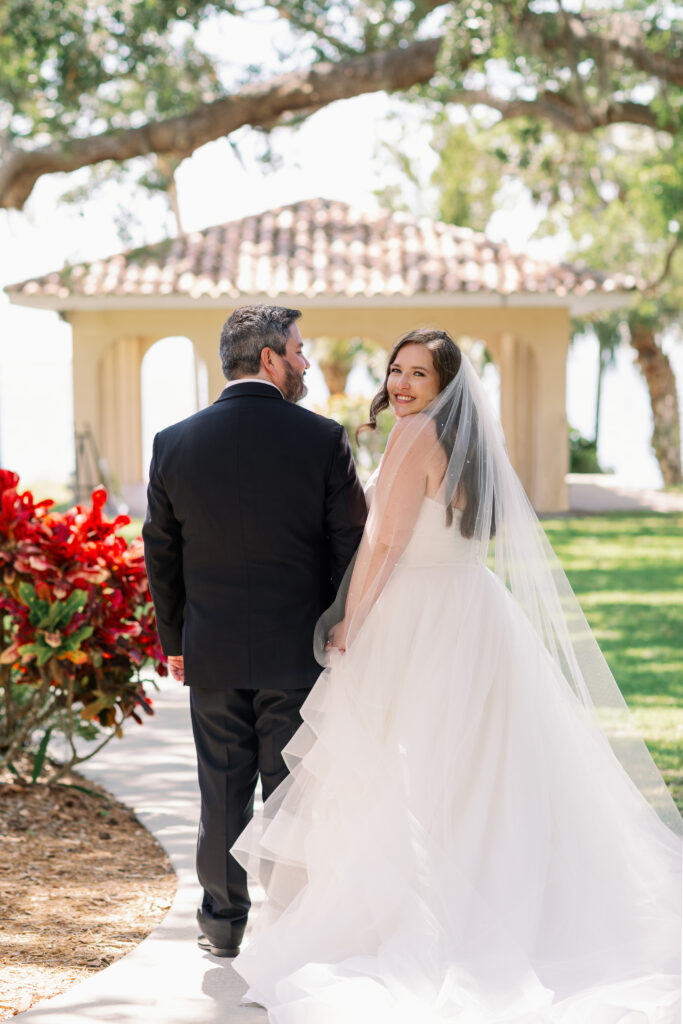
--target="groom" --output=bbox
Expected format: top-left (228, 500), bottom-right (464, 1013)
top-left (143, 305), bottom-right (366, 956)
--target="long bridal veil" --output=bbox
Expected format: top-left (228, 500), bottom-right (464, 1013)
top-left (316, 354), bottom-right (681, 837)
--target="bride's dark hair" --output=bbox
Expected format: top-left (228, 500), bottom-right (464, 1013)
top-left (359, 328), bottom-right (490, 539)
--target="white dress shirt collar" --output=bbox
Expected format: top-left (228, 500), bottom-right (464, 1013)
top-left (222, 378), bottom-right (283, 397)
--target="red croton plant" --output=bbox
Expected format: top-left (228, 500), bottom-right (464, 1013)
top-left (0, 470), bottom-right (167, 783)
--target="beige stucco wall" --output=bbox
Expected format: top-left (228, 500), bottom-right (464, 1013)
top-left (68, 303), bottom-right (569, 514)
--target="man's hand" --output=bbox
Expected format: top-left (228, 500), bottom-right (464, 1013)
top-left (167, 655), bottom-right (185, 682)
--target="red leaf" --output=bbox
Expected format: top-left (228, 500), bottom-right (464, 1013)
top-left (0, 469), bottom-right (20, 493)
top-left (92, 486), bottom-right (107, 510)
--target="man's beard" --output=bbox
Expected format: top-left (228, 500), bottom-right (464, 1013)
top-left (281, 362), bottom-right (307, 403)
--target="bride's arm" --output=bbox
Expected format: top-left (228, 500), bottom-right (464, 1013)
top-left (330, 415), bottom-right (435, 649)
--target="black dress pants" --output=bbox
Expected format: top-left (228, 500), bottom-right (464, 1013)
top-left (189, 686), bottom-right (309, 949)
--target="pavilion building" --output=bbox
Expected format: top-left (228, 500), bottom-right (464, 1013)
top-left (5, 198), bottom-right (632, 514)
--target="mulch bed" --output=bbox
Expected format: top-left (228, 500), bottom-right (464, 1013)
top-left (0, 757), bottom-right (177, 1018)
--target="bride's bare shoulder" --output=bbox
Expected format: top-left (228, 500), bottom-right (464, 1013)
top-left (382, 416), bottom-right (439, 472)
top-left (387, 413), bottom-right (438, 450)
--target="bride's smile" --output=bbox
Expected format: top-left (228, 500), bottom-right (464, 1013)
top-left (387, 342), bottom-right (440, 416)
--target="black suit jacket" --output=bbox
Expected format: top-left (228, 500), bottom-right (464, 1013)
top-left (142, 381), bottom-right (367, 690)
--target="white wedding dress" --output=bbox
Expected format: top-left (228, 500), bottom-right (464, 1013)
top-left (232, 497), bottom-right (682, 1023)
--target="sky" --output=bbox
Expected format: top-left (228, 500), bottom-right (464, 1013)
top-left (0, 11), bottom-right (680, 496)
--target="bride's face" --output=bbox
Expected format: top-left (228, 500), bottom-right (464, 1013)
top-left (386, 343), bottom-right (441, 418)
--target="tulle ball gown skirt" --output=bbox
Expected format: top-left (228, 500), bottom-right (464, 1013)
top-left (232, 508), bottom-right (682, 1023)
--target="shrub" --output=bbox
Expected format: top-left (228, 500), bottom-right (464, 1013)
top-left (569, 428), bottom-right (606, 474)
top-left (0, 470), bottom-right (167, 783)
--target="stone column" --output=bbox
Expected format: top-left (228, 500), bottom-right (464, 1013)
top-left (192, 331), bottom-right (225, 403)
top-left (526, 328), bottom-right (569, 514)
top-left (496, 324), bottom-right (569, 514)
top-left (498, 333), bottom-right (537, 502)
top-left (71, 316), bottom-right (108, 466)
top-left (98, 336), bottom-right (144, 510)
top-left (194, 348), bottom-right (209, 409)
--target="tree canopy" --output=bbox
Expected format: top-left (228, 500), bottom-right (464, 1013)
top-left (0, 0), bottom-right (680, 210)
top-left (379, 109), bottom-right (682, 481)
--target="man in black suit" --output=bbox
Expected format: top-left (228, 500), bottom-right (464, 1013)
top-left (143, 305), bottom-right (366, 957)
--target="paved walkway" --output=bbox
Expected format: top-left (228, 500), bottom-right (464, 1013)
top-left (567, 474), bottom-right (683, 514)
top-left (18, 679), bottom-right (268, 1024)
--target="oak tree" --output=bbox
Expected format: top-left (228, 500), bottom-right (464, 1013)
top-left (0, 0), bottom-right (680, 211)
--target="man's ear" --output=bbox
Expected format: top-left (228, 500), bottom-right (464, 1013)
top-left (260, 347), bottom-right (276, 371)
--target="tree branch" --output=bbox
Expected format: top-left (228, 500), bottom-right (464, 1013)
top-left (578, 16), bottom-right (683, 88)
top-left (557, 0), bottom-right (589, 113)
top-left (526, 11), bottom-right (683, 88)
top-left (644, 236), bottom-right (682, 294)
top-left (0, 38), bottom-right (443, 211)
top-left (51, 728), bottom-right (117, 783)
top-left (441, 89), bottom-right (669, 134)
top-left (0, 673), bottom-right (53, 770)
top-left (1, 664), bottom-right (14, 747)
top-left (0, 15), bottom-right (676, 211)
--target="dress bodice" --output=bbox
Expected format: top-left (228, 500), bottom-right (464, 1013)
top-left (398, 497), bottom-right (478, 567)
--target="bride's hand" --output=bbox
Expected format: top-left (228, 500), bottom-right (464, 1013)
top-left (325, 620), bottom-right (348, 654)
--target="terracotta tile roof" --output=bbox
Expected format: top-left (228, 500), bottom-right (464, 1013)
top-left (5, 198), bottom-right (635, 308)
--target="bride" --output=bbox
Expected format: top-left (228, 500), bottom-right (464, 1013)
top-left (231, 328), bottom-right (682, 1023)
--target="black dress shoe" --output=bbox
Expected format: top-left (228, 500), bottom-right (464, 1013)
top-left (197, 933), bottom-right (240, 957)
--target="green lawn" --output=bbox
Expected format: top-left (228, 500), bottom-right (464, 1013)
top-left (543, 513), bottom-right (683, 813)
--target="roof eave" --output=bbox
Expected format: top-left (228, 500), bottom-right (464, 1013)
top-left (4, 289), bottom-right (634, 315)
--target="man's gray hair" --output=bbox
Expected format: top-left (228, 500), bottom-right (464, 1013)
top-left (220, 305), bottom-right (302, 380)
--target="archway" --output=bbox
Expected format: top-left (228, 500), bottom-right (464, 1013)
top-left (141, 336), bottom-right (208, 482)
top-left (85, 334), bottom-right (209, 516)
top-left (457, 337), bottom-right (501, 421)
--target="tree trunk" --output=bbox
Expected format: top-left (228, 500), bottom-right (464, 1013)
top-left (629, 322), bottom-right (682, 486)
top-left (1, 665), bottom-right (13, 750)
